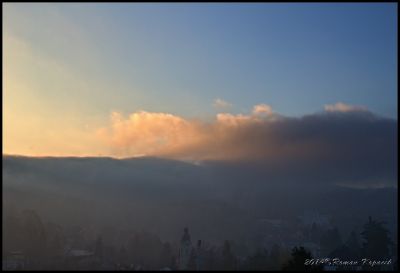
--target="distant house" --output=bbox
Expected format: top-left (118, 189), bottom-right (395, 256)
top-left (68, 249), bottom-right (93, 257)
top-left (64, 248), bottom-right (97, 270)
top-left (2, 251), bottom-right (26, 270)
top-left (259, 218), bottom-right (282, 229)
top-left (256, 218), bottom-right (285, 249)
top-left (298, 210), bottom-right (331, 229)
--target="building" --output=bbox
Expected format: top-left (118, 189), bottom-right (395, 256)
top-left (298, 210), bottom-right (331, 229)
top-left (195, 240), bottom-right (204, 270)
top-left (2, 251), bottom-right (26, 270)
top-left (178, 227), bottom-right (192, 270)
top-left (64, 248), bottom-right (96, 270)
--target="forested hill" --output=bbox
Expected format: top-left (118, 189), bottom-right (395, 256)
top-left (3, 155), bottom-right (397, 244)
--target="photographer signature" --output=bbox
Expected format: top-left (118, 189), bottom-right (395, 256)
top-left (305, 258), bottom-right (392, 267)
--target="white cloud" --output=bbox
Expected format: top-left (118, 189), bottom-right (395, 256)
top-left (252, 104), bottom-right (273, 116)
top-left (324, 102), bottom-right (368, 113)
top-left (213, 98), bottom-right (232, 109)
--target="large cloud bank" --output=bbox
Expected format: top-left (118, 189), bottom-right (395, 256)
top-left (96, 104), bottom-right (282, 160)
top-left (96, 102), bottom-right (396, 186)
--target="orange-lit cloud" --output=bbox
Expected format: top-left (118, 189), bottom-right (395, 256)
top-left (252, 103), bottom-right (273, 116)
top-left (96, 105), bottom-right (281, 160)
top-left (96, 111), bottom-right (203, 158)
top-left (97, 102), bottom-right (375, 162)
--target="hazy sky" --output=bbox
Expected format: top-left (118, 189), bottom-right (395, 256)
top-left (3, 3), bottom-right (397, 157)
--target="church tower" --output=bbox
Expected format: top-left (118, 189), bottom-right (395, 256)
top-left (178, 227), bottom-right (192, 270)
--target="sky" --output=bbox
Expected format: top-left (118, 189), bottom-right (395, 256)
top-left (3, 3), bottom-right (398, 158)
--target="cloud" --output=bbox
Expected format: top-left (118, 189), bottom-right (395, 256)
top-left (324, 102), bottom-right (368, 113)
top-left (96, 111), bottom-right (201, 157)
top-left (97, 105), bottom-right (277, 160)
top-left (96, 105), bottom-right (397, 187)
top-left (252, 104), bottom-right (273, 116)
top-left (213, 98), bottom-right (233, 109)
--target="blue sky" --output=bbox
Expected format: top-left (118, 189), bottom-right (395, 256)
top-left (3, 3), bottom-right (397, 156)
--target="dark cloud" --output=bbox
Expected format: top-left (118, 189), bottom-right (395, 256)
top-left (196, 111), bottom-right (397, 187)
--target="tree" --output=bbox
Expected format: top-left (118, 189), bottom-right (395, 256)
top-left (310, 223), bottom-right (321, 243)
top-left (244, 248), bottom-right (269, 270)
top-left (269, 243), bottom-right (283, 270)
top-left (159, 242), bottom-right (173, 269)
top-left (169, 255), bottom-right (178, 270)
top-left (320, 227), bottom-right (342, 256)
top-left (345, 230), bottom-right (361, 259)
top-left (95, 235), bottom-right (104, 261)
top-left (282, 246), bottom-right (323, 271)
top-left (3, 209), bottom-right (23, 254)
top-left (221, 240), bottom-right (237, 270)
top-left (360, 216), bottom-right (392, 260)
top-left (328, 230), bottom-right (362, 262)
top-left (118, 246), bottom-right (129, 267)
top-left (46, 222), bottom-right (66, 258)
top-left (187, 248), bottom-right (197, 270)
top-left (204, 246), bottom-right (216, 270)
top-left (21, 210), bottom-right (47, 261)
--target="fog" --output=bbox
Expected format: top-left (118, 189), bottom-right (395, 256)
top-left (3, 154), bottom-right (397, 242)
